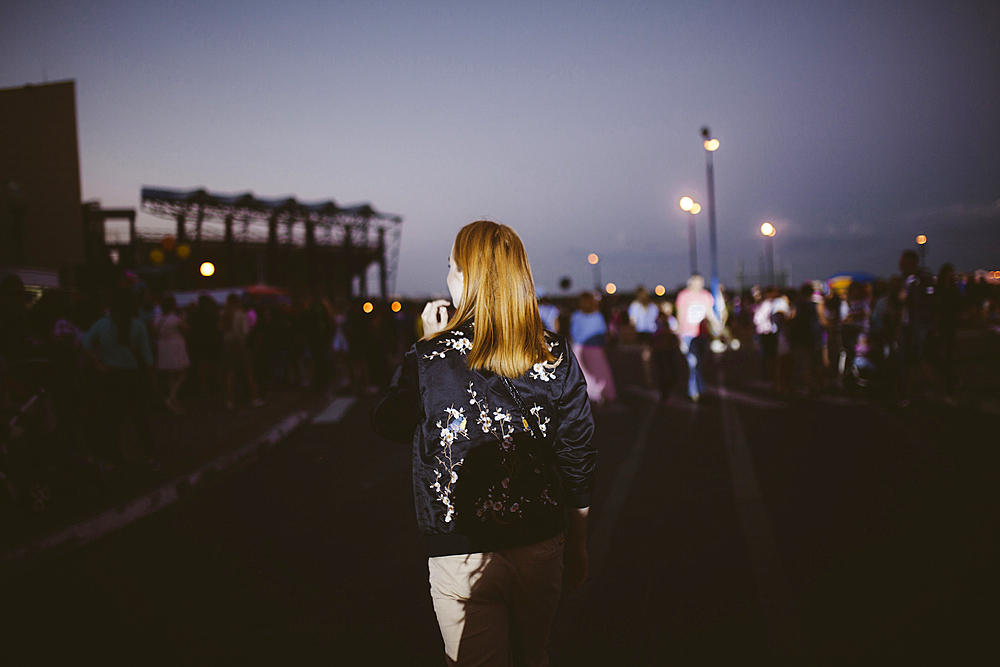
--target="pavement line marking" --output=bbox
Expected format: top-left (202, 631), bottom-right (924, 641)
top-left (312, 397), bottom-right (357, 424)
top-left (718, 372), bottom-right (810, 664)
top-left (552, 401), bottom-right (657, 642)
top-left (0, 410), bottom-right (311, 583)
top-left (587, 402), bottom-right (657, 580)
top-left (704, 384), bottom-right (787, 410)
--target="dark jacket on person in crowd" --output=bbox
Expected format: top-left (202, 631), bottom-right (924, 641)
top-left (371, 323), bottom-right (596, 557)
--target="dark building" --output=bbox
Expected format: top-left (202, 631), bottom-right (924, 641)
top-left (0, 80), bottom-right (85, 282)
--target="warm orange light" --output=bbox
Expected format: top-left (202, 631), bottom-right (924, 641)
top-left (761, 222), bottom-right (776, 237)
top-left (654, 285), bottom-right (666, 296)
top-left (176, 243), bottom-right (191, 260)
top-left (363, 302), bottom-right (374, 313)
top-left (605, 282), bottom-right (617, 295)
top-left (679, 196), bottom-right (694, 212)
top-left (916, 235), bottom-right (927, 245)
top-left (588, 253), bottom-right (599, 265)
top-left (149, 249), bottom-right (165, 265)
top-left (704, 138), bottom-right (720, 152)
top-left (391, 301), bottom-right (402, 312)
top-left (199, 261), bottom-right (215, 277)
top-left (690, 203), bottom-right (701, 215)
top-left (161, 235), bottom-right (176, 251)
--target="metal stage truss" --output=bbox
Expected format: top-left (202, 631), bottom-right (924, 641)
top-left (137, 186), bottom-right (403, 298)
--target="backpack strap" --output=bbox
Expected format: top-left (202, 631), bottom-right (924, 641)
top-left (500, 376), bottom-right (544, 440)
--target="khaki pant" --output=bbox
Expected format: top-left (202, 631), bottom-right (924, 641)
top-left (428, 535), bottom-right (565, 666)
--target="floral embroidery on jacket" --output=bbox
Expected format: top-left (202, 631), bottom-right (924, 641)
top-left (423, 331), bottom-right (472, 360)
top-left (431, 405), bottom-right (467, 523)
top-left (529, 354), bottom-right (563, 382)
top-left (529, 405), bottom-right (551, 436)
top-left (465, 382), bottom-right (554, 522)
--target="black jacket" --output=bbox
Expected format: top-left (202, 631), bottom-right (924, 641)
top-left (371, 325), bottom-right (596, 556)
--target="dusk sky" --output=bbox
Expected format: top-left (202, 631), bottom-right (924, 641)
top-left (3, 0), bottom-right (998, 297)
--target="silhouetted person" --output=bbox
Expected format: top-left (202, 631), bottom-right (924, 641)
top-left (83, 288), bottom-right (158, 470)
top-left (899, 249), bottom-right (936, 403)
top-left (221, 293), bottom-right (263, 409)
top-left (935, 263), bottom-right (961, 396)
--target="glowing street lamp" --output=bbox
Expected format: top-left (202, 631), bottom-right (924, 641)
top-left (588, 253), bottom-right (601, 290)
top-left (199, 261), bottom-right (215, 277)
top-left (760, 222), bottom-right (776, 286)
top-left (916, 234), bottom-right (927, 267)
top-left (679, 196), bottom-right (701, 276)
top-left (605, 282), bottom-right (617, 295)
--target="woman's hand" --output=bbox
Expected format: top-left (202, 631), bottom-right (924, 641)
top-left (421, 300), bottom-right (451, 337)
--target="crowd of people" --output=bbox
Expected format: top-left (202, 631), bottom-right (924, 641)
top-left (0, 272), bottom-right (418, 480)
top-left (538, 250), bottom-right (998, 409)
top-left (2, 249), bottom-right (995, 489)
top-left (747, 251), bottom-right (995, 404)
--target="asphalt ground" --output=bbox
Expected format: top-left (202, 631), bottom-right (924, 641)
top-left (3, 337), bottom-right (997, 665)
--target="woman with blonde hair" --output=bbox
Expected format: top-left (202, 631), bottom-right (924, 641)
top-left (372, 220), bottom-right (596, 666)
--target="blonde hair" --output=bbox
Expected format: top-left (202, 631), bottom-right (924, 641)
top-left (434, 220), bottom-right (554, 377)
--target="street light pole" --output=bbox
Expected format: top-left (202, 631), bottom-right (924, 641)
top-left (702, 127), bottom-right (722, 320)
top-left (679, 197), bottom-right (701, 277)
top-left (761, 222), bottom-right (776, 286)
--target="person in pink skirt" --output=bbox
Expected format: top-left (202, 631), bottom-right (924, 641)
top-left (154, 295), bottom-right (190, 414)
top-left (570, 291), bottom-right (618, 406)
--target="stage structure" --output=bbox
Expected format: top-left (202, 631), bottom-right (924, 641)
top-left (136, 187), bottom-right (403, 299)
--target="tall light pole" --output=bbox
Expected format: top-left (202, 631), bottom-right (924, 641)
top-left (916, 234), bottom-right (927, 268)
top-left (761, 222), bottom-right (776, 286)
top-left (679, 197), bottom-right (702, 276)
top-left (701, 127), bottom-right (722, 320)
top-left (588, 253), bottom-right (601, 291)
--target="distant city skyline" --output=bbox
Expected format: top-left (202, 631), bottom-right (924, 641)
top-left (3, 0), bottom-right (997, 297)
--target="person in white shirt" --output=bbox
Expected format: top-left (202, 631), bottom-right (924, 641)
top-left (628, 286), bottom-right (659, 388)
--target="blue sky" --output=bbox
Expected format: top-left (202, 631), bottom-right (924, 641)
top-left (3, 0), bottom-right (998, 297)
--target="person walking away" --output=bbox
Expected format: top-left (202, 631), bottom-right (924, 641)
top-left (628, 286), bottom-right (659, 388)
top-left (838, 282), bottom-right (872, 396)
top-left (934, 263), bottom-right (961, 399)
top-left (788, 282), bottom-right (824, 396)
top-left (652, 301), bottom-right (680, 404)
top-left (870, 277), bottom-right (905, 401)
top-left (83, 288), bottom-right (158, 470)
top-left (752, 286), bottom-right (777, 379)
top-left (899, 250), bottom-right (936, 403)
top-left (675, 274), bottom-right (718, 402)
top-left (189, 294), bottom-right (222, 395)
top-left (570, 291), bottom-right (618, 406)
top-left (372, 220), bottom-right (596, 666)
top-left (221, 293), bottom-right (263, 409)
top-left (154, 295), bottom-right (190, 415)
